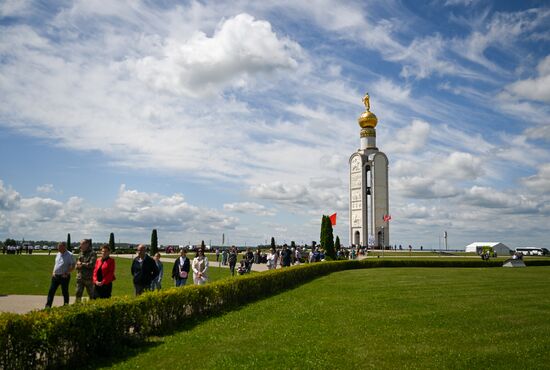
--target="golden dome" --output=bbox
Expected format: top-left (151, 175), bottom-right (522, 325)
top-left (358, 110), bottom-right (378, 128)
top-left (357, 92), bottom-right (378, 128)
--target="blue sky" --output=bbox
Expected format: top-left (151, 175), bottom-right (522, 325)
top-left (0, 0), bottom-right (549, 248)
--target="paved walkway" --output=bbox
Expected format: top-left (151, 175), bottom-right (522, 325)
top-left (0, 295), bottom-right (80, 314)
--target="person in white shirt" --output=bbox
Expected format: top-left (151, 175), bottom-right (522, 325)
top-left (192, 249), bottom-right (209, 285)
top-left (266, 247), bottom-right (276, 270)
top-left (45, 242), bottom-right (75, 308)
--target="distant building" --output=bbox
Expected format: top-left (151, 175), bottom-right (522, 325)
top-left (464, 242), bottom-right (512, 255)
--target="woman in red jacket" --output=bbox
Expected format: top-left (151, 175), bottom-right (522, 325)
top-left (93, 244), bottom-right (116, 299)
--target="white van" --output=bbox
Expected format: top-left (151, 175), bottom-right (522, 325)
top-left (515, 247), bottom-right (544, 256)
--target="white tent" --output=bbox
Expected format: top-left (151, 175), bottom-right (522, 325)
top-left (465, 242), bottom-right (512, 255)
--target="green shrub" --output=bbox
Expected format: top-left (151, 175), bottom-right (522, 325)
top-left (1, 258), bottom-right (549, 369)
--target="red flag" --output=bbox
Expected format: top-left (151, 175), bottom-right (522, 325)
top-left (329, 213), bottom-right (337, 226)
top-left (383, 214), bottom-right (392, 222)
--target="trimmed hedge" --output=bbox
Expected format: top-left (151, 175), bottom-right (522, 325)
top-left (1, 258), bottom-right (549, 369)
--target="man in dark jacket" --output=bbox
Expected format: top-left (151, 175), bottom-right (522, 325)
top-left (131, 244), bottom-right (159, 295)
top-left (245, 247), bottom-right (254, 273)
top-left (282, 245), bottom-right (292, 267)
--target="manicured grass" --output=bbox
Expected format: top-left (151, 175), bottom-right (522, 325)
top-left (98, 266), bottom-right (550, 369)
top-left (0, 255), bottom-right (230, 296)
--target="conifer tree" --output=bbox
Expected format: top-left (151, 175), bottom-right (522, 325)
top-left (151, 229), bottom-right (158, 255)
top-left (67, 233), bottom-right (72, 251)
top-left (270, 237), bottom-right (276, 249)
top-left (320, 215), bottom-right (336, 260)
top-left (326, 221), bottom-right (336, 260)
top-left (109, 232), bottom-right (115, 252)
top-left (320, 215), bottom-right (327, 250)
top-left (201, 240), bottom-right (205, 250)
top-left (335, 235), bottom-right (341, 251)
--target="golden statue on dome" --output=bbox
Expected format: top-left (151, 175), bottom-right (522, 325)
top-left (362, 93), bottom-right (370, 111)
top-left (358, 92), bottom-right (377, 129)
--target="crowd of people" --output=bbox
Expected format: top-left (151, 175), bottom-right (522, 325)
top-left (42, 241), bottom-right (366, 308)
top-left (46, 240), bottom-right (117, 308)
top-left (44, 241), bottom-right (215, 308)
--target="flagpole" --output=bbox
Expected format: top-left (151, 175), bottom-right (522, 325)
top-left (381, 226), bottom-right (384, 258)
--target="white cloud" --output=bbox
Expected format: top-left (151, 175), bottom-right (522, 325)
top-left (17, 197), bottom-right (64, 222)
top-left (444, 0), bottom-right (480, 6)
top-left (249, 182), bottom-right (309, 202)
top-left (0, 0), bottom-right (32, 17)
top-left (0, 1), bottom-right (549, 248)
top-left (452, 9), bottom-right (550, 73)
top-left (372, 78), bottom-right (411, 104)
top-left (435, 152), bottom-right (483, 181)
top-left (223, 202), bottom-right (275, 216)
top-left (36, 184), bottom-right (56, 194)
top-left (522, 164), bottom-right (550, 195)
top-left (0, 180), bottom-right (239, 242)
top-left (0, 180), bottom-right (21, 210)
top-left (386, 120), bottom-right (430, 154)
top-left (525, 125), bottom-right (550, 142)
top-left (504, 55), bottom-right (550, 103)
top-left (463, 186), bottom-right (539, 213)
top-left (393, 176), bottom-right (460, 199)
top-left (129, 13), bottom-right (302, 97)
top-left (100, 185), bottom-right (239, 233)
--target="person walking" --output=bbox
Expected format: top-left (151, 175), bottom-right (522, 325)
top-left (274, 249), bottom-right (280, 268)
top-left (294, 247), bottom-right (302, 265)
top-left (150, 252), bottom-right (163, 291)
top-left (92, 245), bottom-right (115, 299)
top-left (172, 248), bottom-right (190, 287)
top-left (192, 248), bottom-right (209, 285)
top-left (245, 247), bottom-right (254, 273)
top-left (221, 248), bottom-right (228, 266)
top-left (131, 244), bottom-right (159, 296)
top-left (266, 247), bottom-right (276, 270)
top-left (282, 245), bottom-right (292, 267)
top-left (75, 239), bottom-right (96, 303)
top-left (45, 242), bottom-right (75, 308)
top-left (228, 246), bottom-right (237, 276)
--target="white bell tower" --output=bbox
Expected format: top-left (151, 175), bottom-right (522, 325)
top-left (349, 93), bottom-right (389, 248)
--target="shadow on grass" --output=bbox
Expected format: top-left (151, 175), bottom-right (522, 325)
top-left (77, 337), bottom-right (163, 370)
top-left (81, 286), bottom-right (296, 369)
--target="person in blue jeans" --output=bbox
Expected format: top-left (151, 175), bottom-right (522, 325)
top-left (150, 252), bottom-right (164, 291)
top-left (45, 242), bottom-right (75, 308)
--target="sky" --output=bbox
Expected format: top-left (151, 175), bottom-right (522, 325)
top-left (0, 0), bottom-right (549, 249)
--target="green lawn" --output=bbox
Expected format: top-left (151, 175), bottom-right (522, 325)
top-left (95, 266), bottom-right (550, 369)
top-left (0, 255), bottom-right (231, 296)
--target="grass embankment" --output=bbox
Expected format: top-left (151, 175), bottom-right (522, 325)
top-left (0, 255), bottom-right (230, 296)
top-left (98, 266), bottom-right (550, 369)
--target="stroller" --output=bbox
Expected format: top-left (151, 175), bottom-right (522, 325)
top-left (237, 260), bottom-right (248, 275)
